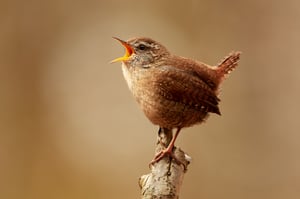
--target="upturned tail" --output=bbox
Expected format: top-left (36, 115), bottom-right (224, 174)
top-left (216, 51), bottom-right (241, 79)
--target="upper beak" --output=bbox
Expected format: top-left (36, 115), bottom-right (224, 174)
top-left (111, 37), bottom-right (134, 63)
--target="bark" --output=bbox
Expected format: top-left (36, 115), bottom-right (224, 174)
top-left (139, 128), bottom-right (191, 199)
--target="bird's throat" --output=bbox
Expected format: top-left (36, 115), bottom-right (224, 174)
top-left (121, 63), bottom-right (134, 91)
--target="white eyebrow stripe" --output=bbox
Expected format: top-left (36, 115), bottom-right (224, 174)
top-left (134, 41), bottom-right (161, 50)
top-left (135, 41), bottom-right (152, 47)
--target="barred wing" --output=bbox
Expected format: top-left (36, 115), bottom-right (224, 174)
top-left (155, 66), bottom-right (221, 115)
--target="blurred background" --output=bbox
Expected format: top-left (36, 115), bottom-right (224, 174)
top-left (1, 0), bottom-right (299, 198)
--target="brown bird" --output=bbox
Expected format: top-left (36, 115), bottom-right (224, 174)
top-left (112, 37), bottom-right (240, 165)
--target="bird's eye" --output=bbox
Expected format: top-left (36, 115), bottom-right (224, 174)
top-left (137, 44), bottom-right (147, 50)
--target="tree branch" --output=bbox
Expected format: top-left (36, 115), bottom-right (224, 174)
top-left (139, 128), bottom-right (191, 199)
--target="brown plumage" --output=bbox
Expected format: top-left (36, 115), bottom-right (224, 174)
top-left (112, 37), bottom-right (241, 165)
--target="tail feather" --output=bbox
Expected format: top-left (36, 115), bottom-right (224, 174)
top-left (217, 51), bottom-right (241, 78)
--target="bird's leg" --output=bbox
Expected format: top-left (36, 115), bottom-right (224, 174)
top-left (150, 128), bottom-right (183, 166)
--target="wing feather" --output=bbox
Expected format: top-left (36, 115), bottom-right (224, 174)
top-left (155, 66), bottom-right (221, 115)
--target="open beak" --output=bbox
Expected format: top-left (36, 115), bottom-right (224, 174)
top-left (111, 37), bottom-right (134, 63)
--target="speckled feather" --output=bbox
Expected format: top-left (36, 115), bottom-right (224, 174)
top-left (136, 67), bottom-right (220, 129)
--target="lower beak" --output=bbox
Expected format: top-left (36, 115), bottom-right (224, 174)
top-left (111, 37), bottom-right (134, 63)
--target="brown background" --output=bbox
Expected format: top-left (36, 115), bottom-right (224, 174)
top-left (1, 0), bottom-right (299, 198)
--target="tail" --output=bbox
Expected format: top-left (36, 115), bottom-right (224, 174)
top-left (216, 51), bottom-right (241, 79)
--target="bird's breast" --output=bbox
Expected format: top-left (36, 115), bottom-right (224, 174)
top-left (121, 63), bottom-right (148, 99)
top-left (121, 63), bottom-right (155, 103)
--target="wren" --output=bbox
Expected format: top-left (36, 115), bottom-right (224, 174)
top-left (112, 37), bottom-right (241, 165)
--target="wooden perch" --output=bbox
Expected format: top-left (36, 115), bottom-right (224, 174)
top-left (139, 128), bottom-right (191, 199)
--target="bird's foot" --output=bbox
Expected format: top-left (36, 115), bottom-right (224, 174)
top-left (149, 147), bottom-right (186, 169)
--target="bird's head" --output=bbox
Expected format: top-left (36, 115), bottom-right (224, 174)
top-left (111, 37), bottom-right (170, 68)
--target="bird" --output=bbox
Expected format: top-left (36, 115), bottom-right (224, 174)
top-left (111, 37), bottom-right (241, 166)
